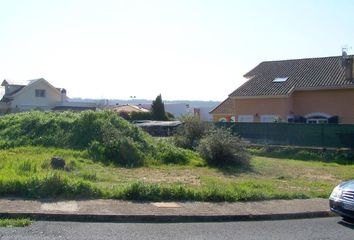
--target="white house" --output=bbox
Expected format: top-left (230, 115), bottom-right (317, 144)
top-left (0, 78), bottom-right (97, 114)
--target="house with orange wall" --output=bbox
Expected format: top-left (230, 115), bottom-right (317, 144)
top-left (211, 54), bottom-right (354, 124)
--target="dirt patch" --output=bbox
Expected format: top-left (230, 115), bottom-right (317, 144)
top-left (302, 169), bottom-right (337, 181)
top-left (109, 168), bottom-right (202, 186)
top-left (41, 201), bottom-right (78, 212)
top-left (138, 169), bottom-right (201, 186)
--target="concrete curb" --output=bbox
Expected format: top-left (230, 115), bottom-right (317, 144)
top-left (0, 211), bottom-right (336, 223)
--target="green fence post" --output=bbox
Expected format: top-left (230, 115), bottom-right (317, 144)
top-left (321, 124), bottom-right (324, 147)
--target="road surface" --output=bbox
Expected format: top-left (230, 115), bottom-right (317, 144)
top-left (0, 217), bottom-right (353, 240)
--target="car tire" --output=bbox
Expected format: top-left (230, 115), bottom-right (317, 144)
top-left (342, 216), bottom-right (354, 223)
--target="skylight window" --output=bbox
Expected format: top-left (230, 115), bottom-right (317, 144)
top-left (273, 77), bottom-right (288, 83)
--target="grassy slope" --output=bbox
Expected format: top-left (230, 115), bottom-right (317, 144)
top-left (0, 146), bottom-right (353, 201)
top-left (0, 111), bottom-right (199, 167)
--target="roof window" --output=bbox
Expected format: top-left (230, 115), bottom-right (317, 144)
top-left (272, 77), bottom-right (288, 83)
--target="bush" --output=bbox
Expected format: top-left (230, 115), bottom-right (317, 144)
top-left (130, 111), bottom-right (153, 121)
top-left (86, 126), bottom-right (146, 167)
top-left (129, 111), bottom-right (174, 121)
top-left (197, 128), bottom-right (250, 167)
top-left (154, 141), bottom-right (189, 165)
top-left (174, 115), bottom-right (210, 149)
top-left (0, 111), bottom-right (198, 166)
top-left (118, 111), bottom-right (131, 120)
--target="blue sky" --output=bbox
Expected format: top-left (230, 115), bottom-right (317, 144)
top-left (1, 0), bottom-right (353, 100)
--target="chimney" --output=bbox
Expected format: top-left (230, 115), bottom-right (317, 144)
top-left (342, 49), bottom-right (353, 81)
top-left (345, 58), bottom-right (353, 81)
top-left (61, 88), bottom-right (67, 103)
top-left (1, 79), bottom-right (9, 95)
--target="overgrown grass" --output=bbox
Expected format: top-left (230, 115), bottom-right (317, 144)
top-left (248, 146), bottom-right (354, 164)
top-left (0, 146), bottom-right (352, 201)
top-left (0, 111), bottom-right (200, 167)
top-left (0, 218), bottom-right (32, 227)
top-left (3, 111), bottom-right (349, 201)
top-left (106, 180), bottom-right (311, 201)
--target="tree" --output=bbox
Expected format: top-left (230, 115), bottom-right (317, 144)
top-left (151, 94), bottom-right (167, 120)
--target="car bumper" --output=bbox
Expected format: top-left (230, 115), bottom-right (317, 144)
top-left (329, 199), bottom-right (354, 219)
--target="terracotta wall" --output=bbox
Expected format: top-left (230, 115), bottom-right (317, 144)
top-left (234, 97), bottom-right (290, 122)
top-left (292, 89), bottom-right (354, 124)
top-left (212, 88), bottom-right (354, 123)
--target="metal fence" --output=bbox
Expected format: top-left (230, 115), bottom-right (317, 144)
top-left (216, 123), bottom-right (354, 148)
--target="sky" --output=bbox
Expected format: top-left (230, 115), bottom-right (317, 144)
top-left (1, 0), bottom-right (354, 101)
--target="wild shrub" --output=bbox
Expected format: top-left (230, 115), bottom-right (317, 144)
top-left (86, 124), bottom-right (145, 167)
top-left (118, 111), bottom-right (131, 120)
top-left (103, 137), bottom-right (144, 167)
top-left (153, 140), bottom-right (189, 165)
top-left (174, 115), bottom-right (210, 149)
top-left (0, 111), bottom-right (73, 147)
top-left (0, 111), bottom-right (197, 166)
top-left (197, 128), bottom-right (250, 167)
top-left (87, 141), bottom-right (105, 161)
top-left (130, 111), bottom-right (153, 121)
top-left (69, 111), bottom-right (105, 148)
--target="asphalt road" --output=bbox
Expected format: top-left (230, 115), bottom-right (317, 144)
top-left (0, 217), bottom-right (353, 240)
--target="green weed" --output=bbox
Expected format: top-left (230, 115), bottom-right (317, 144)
top-left (0, 146), bottom-right (352, 201)
top-left (0, 218), bottom-right (32, 227)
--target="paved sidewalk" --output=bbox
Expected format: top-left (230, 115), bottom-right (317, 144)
top-left (0, 198), bottom-right (334, 222)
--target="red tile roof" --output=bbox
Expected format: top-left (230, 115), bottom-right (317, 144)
top-left (230, 55), bottom-right (354, 97)
top-left (110, 104), bottom-right (149, 113)
top-left (209, 98), bottom-right (235, 114)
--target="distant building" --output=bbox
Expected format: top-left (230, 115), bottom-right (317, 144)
top-left (103, 101), bottom-right (218, 121)
top-left (192, 107), bottom-right (214, 121)
top-left (110, 104), bottom-right (149, 113)
top-left (162, 103), bottom-right (214, 121)
top-left (0, 78), bottom-right (97, 114)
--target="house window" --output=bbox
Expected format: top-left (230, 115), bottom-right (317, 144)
top-left (35, 89), bottom-right (46, 97)
top-left (272, 77), bottom-right (288, 83)
top-left (238, 115), bottom-right (254, 122)
top-left (304, 112), bottom-right (330, 124)
top-left (260, 115), bottom-right (277, 123)
top-left (306, 118), bottom-right (328, 124)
